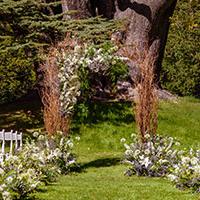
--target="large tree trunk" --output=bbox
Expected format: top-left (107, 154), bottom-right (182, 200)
top-left (114, 0), bottom-right (177, 84)
top-left (61, 0), bottom-right (177, 85)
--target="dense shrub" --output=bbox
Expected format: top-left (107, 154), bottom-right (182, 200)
top-left (123, 134), bottom-right (200, 193)
top-left (168, 149), bottom-right (200, 193)
top-left (122, 134), bottom-right (181, 177)
top-left (0, 131), bottom-right (76, 200)
top-left (33, 132), bottom-right (76, 174)
top-left (161, 0), bottom-right (200, 96)
top-left (0, 154), bottom-right (45, 200)
top-left (0, 50), bottom-right (36, 104)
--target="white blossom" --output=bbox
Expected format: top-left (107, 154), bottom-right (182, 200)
top-left (181, 156), bottom-right (190, 164)
top-left (191, 157), bottom-right (199, 165)
top-left (144, 149), bottom-right (150, 155)
top-left (168, 174), bottom-right (177, 182)
top-left (75, 136), bottom-right (80, 141)
top-left (120, 138), bottom-right (126, 143)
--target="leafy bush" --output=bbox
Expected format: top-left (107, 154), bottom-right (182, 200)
top-left (0, 131), bottom-right (76, 199)
top-left (78, 42), bottom-right (128, 100)
top-left (0, 50), bottom-right (36, 104)
top-left (123, 134), bottom-right (181, 177)
top-left (161, 0), bottom-right (200, 96)
top-left (54, 41), bottom-right (128, 123)
top-left (31, 131), bottom-right (77, 175)
top-left (168, 149), bottom-right (200, 193)
top-left (33, 132), bottom-right (76, 174)
top-left (0, 155), bottom-right (43, 200)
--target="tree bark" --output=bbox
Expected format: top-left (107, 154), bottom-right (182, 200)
top-left (61, 0), bottom-right (177, 84)
top-left (61, 0), bottom-right (91, 19)
top-left (114, 0), bottom-right (177, 84)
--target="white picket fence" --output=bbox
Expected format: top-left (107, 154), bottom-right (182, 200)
top-left (0, 129), bottom-right (22, 160)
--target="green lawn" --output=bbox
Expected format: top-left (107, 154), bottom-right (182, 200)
top-left (0, 96), bottom-right (200, 199)
top-left (35, 157), bottom-right (198, 200)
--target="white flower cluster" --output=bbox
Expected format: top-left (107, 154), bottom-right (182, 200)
top-left (0, 131), bottom-right (76, 200)
top-left (123, 134), bottom-right (182, 177)
top-left (0, 153), bottom-right (44, 200)
top-left (56, 43), bottom-right (127, 116)
top-left (57, 48), bottom-right (81, 116)
top-left (79, 45), bottom-right (124, 74)
top-left (167, 149), bottom-right (200, 193)
top-left (123, 134), bottom-right (200, 193)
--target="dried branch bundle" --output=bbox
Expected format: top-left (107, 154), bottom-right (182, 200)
top-left (121, 42), bottom-right (158, 142)
top-left (136, 50), bottom-right (158, 141)
top-left (40, 35), bottom-right (82, 135)
top-left (40, 48), bottom-right (69, 135)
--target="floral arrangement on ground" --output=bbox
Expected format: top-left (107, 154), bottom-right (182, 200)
top-left (0, 132), bottom-right (79, 200)
top-left (121, 134), bottom-right (200, 193)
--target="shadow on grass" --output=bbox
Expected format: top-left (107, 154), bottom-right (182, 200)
top-left (0, 92), bottom-right (134, 136)
top-left (26, 183), bottom-right (58, 200)
top-left (74, 101), bottom-right (134, 125)
top-left (80, 157), bottom-right (121, 170)
top-left (0, 92), bottom-right (43, 135)
top-left (71, 101), bottom-right (134, 135)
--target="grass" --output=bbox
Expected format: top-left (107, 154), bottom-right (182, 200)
top-left (35, 161), bottom-right (198, 200)
top-left (158, 97), bottom-right (200, 148)
top-left (0, 95), bottom-right (200, 199)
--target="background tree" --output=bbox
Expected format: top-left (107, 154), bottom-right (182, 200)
top-left (0, 0), bottom-right (120, 104)
top-left (161, 0), bottom-right (200, 96)
top-left (63, 0), bottom-right (178, 85)
top-left (0, 0), bottom-right (63, 103)
top-left (61, 0), bottom-right (200, 97)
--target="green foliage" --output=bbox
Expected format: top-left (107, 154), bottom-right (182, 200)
top-left (161, 0), bottom-right (200, 96)
top-left (168, 149), bottom-right (200, 193)
top-left (0, 131), bottom-right (76, 199)
top-left (0, 49), bottom-right (36, 104)
top-left (0, 0), bottom-right (121, 104)
top-left (0, 0), bottom-right (61, 104)
top-left (123, 134), bottom-right (181, 177)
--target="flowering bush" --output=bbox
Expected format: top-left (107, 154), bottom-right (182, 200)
top-left (33, 131), bottom-right (76, 174)
top-left (57, 42), bottom-right (128, 111)
top-left (0, 154), bottom-right (44, 200)
top-left (78, 43), bottom-right (128, 99)
top-left (168, 149), bottom-right (200, 193)
top-left (79, 44), bottom-right (127, 81)
top-left (123, 134), bottom-right (181, 177)
top-left (0, 131), bottom-right (76, 200)
top-left (56, 46), bottom-right (81, 116)
top-left (122, 134), bottom-right (200, 193)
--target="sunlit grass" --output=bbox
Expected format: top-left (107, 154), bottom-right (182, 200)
top-left (0, 96), bottom-right (200, 199)
top-left (35, 164), bottom-right (199, 200)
